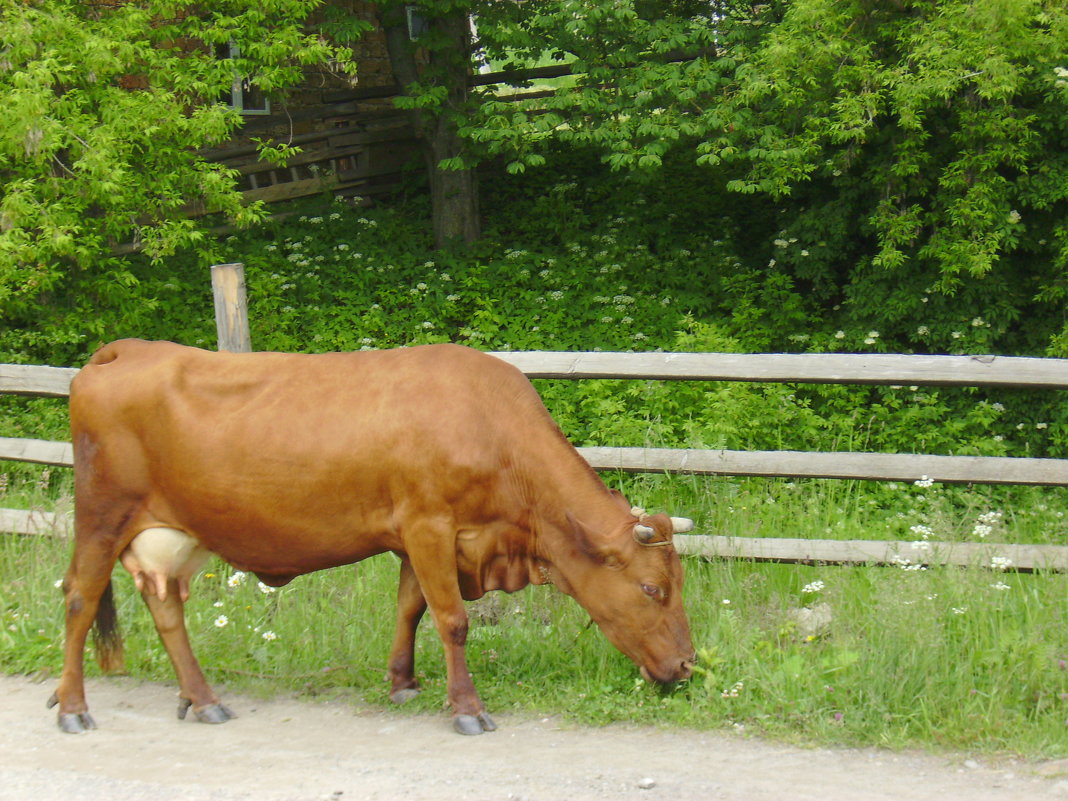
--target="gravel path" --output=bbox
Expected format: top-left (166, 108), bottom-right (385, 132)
top-left (3, 674), bottom-right (1066, 801)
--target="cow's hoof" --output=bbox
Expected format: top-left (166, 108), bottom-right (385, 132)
top-left (453, 712), bottom-right (497, 736)
top-left (57, 712), bottom-right (97, 734)
top-left (390, 688), bottom-right (421, 705)
top-left (48, 693), bottom-right (96, 734)
top-left (178, 698), bottom-right (236, 724)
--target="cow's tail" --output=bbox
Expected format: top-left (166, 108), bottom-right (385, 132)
top-left (92, 580), bottom-right (125, 673)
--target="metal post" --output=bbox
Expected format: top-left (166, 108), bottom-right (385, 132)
top-left (210, 263), bottom-right (252, 353)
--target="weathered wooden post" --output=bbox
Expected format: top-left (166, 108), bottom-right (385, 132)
top-left (210, 263), bottom-right (252, 352)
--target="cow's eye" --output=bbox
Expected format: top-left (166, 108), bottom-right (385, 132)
top-left (640, 582), bottom-right (663, 600)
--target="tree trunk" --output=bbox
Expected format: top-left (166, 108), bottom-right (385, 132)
top-left (379, 6), bottom-right (480, 248)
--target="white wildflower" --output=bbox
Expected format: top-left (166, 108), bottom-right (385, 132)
top-left (990, 556), bottom-right (1012, 571)
top-left (257, 582), bottom-right (277, 594)
top-left (262, 630), bottom-right (278, 641)
top-left (801, 580), bottom-right (825, 594)
top-left (914, 476), bottom-right (934, 488)
top-left (214, 615), bottom-right (229, 628)
top-left (227, 571), bottom-right (247, 588)
top-left (721, 680), bottom-right (744, 698)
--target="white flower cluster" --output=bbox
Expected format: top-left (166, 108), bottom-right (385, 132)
top-left (801, 580), bottom-right (825, 594)
top-left (890, 555), bottom-right (927, 572)
top-left (721, 680), bottom-right (744, 699)
top-left (990, 556), bottom-right (1013, 571)
top-left (909, 524), bottom-right (934, 540)
top-left (973, 510), bottom-right (1003, 539)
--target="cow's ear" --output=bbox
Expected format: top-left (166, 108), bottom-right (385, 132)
top-left (566, 512), bottom-right (624, 568)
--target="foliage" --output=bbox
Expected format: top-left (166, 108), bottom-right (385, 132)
top-left (0, 0), bottom-right (356, 360)
top-left (459, 0), bottom-right (1068, 354)
top-left (695, 0), bottom-right (1068, 352)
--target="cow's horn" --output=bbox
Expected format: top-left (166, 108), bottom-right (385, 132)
top-left (670, 517), bottom-right (694, 533)
top-left (633, 524), bottom-right (656, 543)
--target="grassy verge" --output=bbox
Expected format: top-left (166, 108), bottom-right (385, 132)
top-left (3, 476), bottom-right (1066, 756)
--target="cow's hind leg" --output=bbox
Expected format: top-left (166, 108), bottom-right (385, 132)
top-left (50, 538), bottom-right (124, 733)
top-left (387, 557), bottom-right (427, 704)
top-left (141, 579), bottom-right (235, 724)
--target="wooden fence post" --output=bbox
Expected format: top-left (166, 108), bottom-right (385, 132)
top-left (210, 263), bottom-right (252, 353)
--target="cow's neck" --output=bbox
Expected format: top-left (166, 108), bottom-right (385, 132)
top-left (527, 456), bottom-right (629, 595)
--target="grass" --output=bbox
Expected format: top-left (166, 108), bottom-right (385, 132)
top-left (3, 473), bottom-right (1066, 757)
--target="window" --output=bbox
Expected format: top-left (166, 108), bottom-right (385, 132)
top-left (406, 6), bottom-right (430, 39)
top-left (216, 42), bottom-right (270, 115)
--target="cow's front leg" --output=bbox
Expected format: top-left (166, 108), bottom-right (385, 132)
top-left (406, 534), bottom-right (496, 735)
top-left (387, 557), bottom-right (427, 704)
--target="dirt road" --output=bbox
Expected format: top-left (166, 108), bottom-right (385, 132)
top-left (2, 674), bottom-right (1065, 801)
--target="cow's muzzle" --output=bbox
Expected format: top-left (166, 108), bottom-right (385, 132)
top-left (640, 653), bottom-right (696, 684)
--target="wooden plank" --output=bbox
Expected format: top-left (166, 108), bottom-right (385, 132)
top-left (0, 364), bottom-right (78, 397)
top-left (0, 507), bottom-right (71, 537)
top-left (675, 534), bottom-right (1068, 572)
top-left (239, 176), bottom-right (334, 205)
top-left (490, 351), bottom-right (1068, 389)
top-left (14, 351), bottom-right (1065, 396)
top-left (0, 437), bottom-right (74, 467)
top-left (578, 447), bottom-right (1068, 486)
top-left (4, 504), bottom-right (1062, 574)
top-left (235, 143), bottom-right (365, 176)
top-left (2, 437), bottom-right (1064, 487)
top-left (328, 124), bottom-right (416, 149)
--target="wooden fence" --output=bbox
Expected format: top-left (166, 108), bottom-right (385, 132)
top-left (2, 348), bottom-right (1067, 572)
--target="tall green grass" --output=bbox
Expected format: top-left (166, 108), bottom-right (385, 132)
top-left (2, 474), bottom-right (1065, 756)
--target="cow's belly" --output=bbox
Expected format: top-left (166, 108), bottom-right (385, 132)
top-left (120, 527), bottom-right (213, 603)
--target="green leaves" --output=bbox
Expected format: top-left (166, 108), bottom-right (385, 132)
top-left (0, 0), bottom-right (355, 337)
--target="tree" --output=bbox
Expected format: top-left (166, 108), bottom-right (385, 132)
top-left (0, 0), bottom-right (354, 357)
top-left (367, 0), bottom-right (726, 248)
top-left (376, 0), bottom-right (480, 247)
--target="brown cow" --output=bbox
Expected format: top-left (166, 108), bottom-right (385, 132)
top-left (49, 340), bottom-right (696, 735)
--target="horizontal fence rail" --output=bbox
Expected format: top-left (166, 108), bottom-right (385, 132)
top-left (490, 351), bottom-right (1068, 388)
top-left (3, 350), bottom-right (1067, 571)
top-left (674, 535), bottom-right (1068, 573)
top-left (5, 510), bottom-right (1064, 572)
top-left (578, 447), bottom-right (1068, 486)
top-left (0, 364), bottom-right (78, 397)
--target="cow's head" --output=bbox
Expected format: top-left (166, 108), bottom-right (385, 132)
top-left (551, 507), bottom-right (696, 684)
